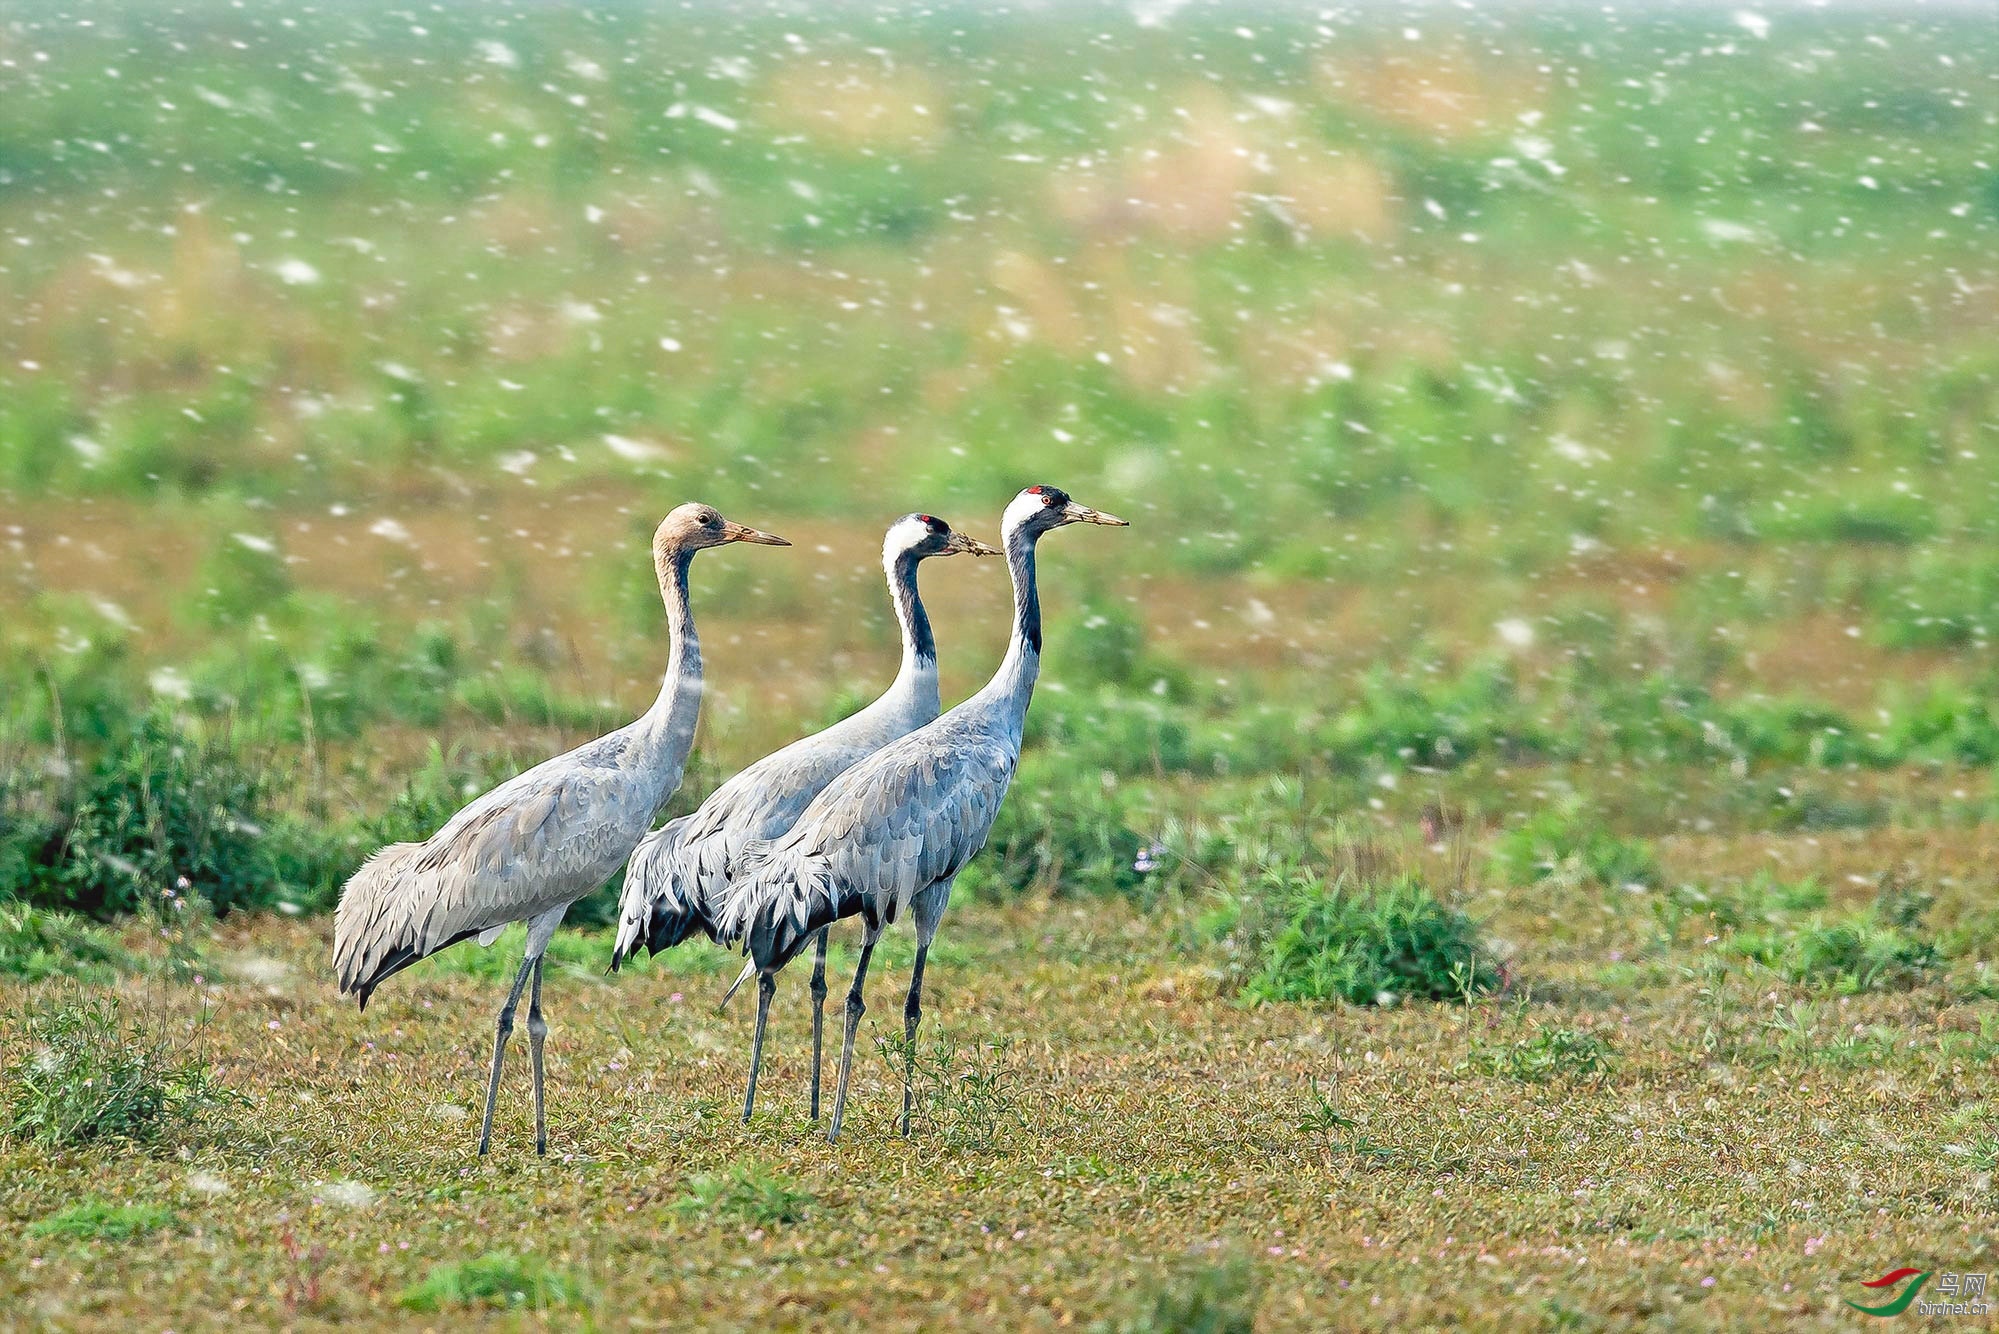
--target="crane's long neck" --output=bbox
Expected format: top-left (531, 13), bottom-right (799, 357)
top-left (884, 548), bottom-right (940, 713)
top-left (983, 523), bottom-right (1041, 724)
top-left (639, 544), bottom-right (703, 782)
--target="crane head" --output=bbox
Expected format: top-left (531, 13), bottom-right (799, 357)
top-left (887, 513), bottom-right (1001, 561)
top-left (656, 503), bottom-right (791, 552)
top-left (1006, 485), bottom-right (1130, 536)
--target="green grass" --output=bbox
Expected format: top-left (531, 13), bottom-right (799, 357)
top-left (4, 991), bottom-right (239, 1150)
top-left (397, 1251), bottom-right (590, 1313)
top-left (0, 904), bottom-right (132, 984)
top-left (3, 896), bottom-right (1994, 1327)
top-left (1239, 865), bottom-right (1497, 1007)
top-left (27, 1199), bottom-right (175, 1243)
top-left (1464, 1025), bottom-right (1618, 1085)
top-left (672, 1164), bottom-right (816, 1228)
top-left (1104, 1251), bottom-right (1264, 1334)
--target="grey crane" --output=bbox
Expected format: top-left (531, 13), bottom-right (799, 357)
top-left (717, 485), bottom-right (1125, 1141)
top-left (331, 503), bottom-right (788, 1155)
top-left (607, 512), bottom-right (998, 1122)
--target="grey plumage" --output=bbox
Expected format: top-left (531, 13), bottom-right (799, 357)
top-left (336, 741), bottom-right (677, 1008)
top-left (609, 515), bottom-right (995, 968)
top-left (717, 485), bottom-right (1127, 1140)
top-left (330, 502), bottom-right (789, 1155)
top-left (610, 513), bottom-right (995, 1123)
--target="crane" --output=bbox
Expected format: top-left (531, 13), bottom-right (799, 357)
top-left (608, 513), bottom-right (997, 1122)
top-left (331, 503), bottom-right (788, 1155)
top-left (717, 485), bottom-right (1125, 1140)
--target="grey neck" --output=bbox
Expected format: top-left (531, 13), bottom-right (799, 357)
top-left (641, 545), bottom-right (703, 774)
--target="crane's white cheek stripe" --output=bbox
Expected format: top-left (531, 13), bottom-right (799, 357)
top-left (1002, 491), bottom-right (1046, 534)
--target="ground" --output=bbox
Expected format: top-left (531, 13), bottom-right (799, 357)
top-left (3, 851), bottom-right (1992, 1330)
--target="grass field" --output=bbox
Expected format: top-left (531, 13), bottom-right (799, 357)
top-left (3, 0), bottom-right (1999, 1328)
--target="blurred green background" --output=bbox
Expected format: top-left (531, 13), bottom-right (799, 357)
top-left (2, 1), bottom-right (1996, 914)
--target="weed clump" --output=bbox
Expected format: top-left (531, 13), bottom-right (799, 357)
top-left (1465, 1026), bottom-right (1617, 1084)
top-left (882, 1028), bottom-right (1021, 1151)
top-left (1098, 1249), bottom-right (1264, 1334)
top-left (2, 713), bottom-right (347, 919)
top-left (1490, 796), bottom-right (1658, 891)
top-left (4, 992), bottom-right (239, 1148)
top-left (672, 1164), bottom-right (814, 1227)
top-left (398, 1251), bottom-right (589, 1312)
top-left (0, 903), bottom-right (132, 983)
top-left (1717, 878), bottom-right (1941, 993)
top-left (1241, 867), bottom-right (1498, 1006)
top-left (28, 1199), bottom-right (175, 1242)
top-left (965, 760), bottom-right (1145, 901)
top-left (1726, 917), bottom-right (1939, 993)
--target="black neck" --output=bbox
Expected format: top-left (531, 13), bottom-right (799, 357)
top-left (890, 550), bottom-right (936, 665)
top-left (1008, 528), bottom-right (1041, 655)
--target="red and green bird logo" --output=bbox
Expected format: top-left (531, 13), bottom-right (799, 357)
top-left (1845, 1268), bottom-right (1931, 1317)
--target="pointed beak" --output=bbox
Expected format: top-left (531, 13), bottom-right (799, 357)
top-left (1061, 502), bottom-right (1128, 527)
top-left (724, 522), bottom-right (790, 546)
top-left (950, 532), bottom-right (1003, 557)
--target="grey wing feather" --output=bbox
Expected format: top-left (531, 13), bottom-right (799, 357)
top-left (609, 733), bottom-right (880, 967)
top-left (334, 757), bottom-right (643, 1005)
top-left (720, 726), bottom-right (1016, 966)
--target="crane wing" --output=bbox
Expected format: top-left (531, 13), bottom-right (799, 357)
top-left (609, 726), bottom-right (894, 966)
top-left (720, 725), bottom-right (1017, 966)
top-left (334, 759), bottom-right (641, 1005)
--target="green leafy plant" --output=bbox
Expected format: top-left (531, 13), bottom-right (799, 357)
top-left (1490, 796), bottom-right (1658, 891)
top-left (966, 761), bottom-right (1146, 900)
top-left (1295, 1077), bottom-right (1394, 1160)
top-left (29, 1199), bottom-right (175, 1242)
top-left (1720, 875), bottom-right (1940, 993)
top-left (398, 1251), bottom-right (589, 1313)
top-left (0, 902), bottom-right (132, 983)
top-left (1243, 868), bottom-right (1498, 1006)
top-left (4, 991), bottom-right (240, 1148)
top-left (882, 1027), bottom-right (1022, 1151)
top-left (7, 713), bottom-right (345, 919)
top-left (672, 1164), bottom-right (815, 1228)
top-left (1464, 1026), bottom-right (1617, 1084)
top-left (1098, 1250), bottom-right (1264, 1334)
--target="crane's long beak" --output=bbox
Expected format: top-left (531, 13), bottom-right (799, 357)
top-left (950, 532), bottom-right (1002, 557)
top-left (725, 522), bottom-right (791, 546)
top-left (1062, 502), bottom-right (1128, 527)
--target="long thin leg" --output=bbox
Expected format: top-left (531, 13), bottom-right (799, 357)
top-left (899, 943), bottom-right (929, 1138)
top-left (807, 929), bottom-right (830, 1120)
top-left (741, 970), bottom-right (776, 1124)
top-left (827, 924), bottom-right (880, 1144)
top-left (477, 954), bottom-right (537, 1156)
top-left (900, 878), bottom-right (954, 1139)
top-left (526, 958), bottom-right (548, 1157)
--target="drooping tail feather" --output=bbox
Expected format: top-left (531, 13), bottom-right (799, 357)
top-left (717, 839), bottom-right (862, 975)
top-left (609, 818), bottom-right (711, 972)
top-left (332, 842), bottom-right (475, 1010)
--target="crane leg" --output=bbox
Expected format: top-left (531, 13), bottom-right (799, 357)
top-left (477, 954), bottom-right (537, 1156)
top-left (898, 943), bottom-right (928, 1138)
top-left (900, 879), bottom-right (954, 1138)
top-left (741, 970), bottom-right (776, 1124)
top-left (827, 923), bottom-right (881, 1144)
top-left (807, 929), bottom-right (830, 1120)
top-left (526, 958), bottom-right (548, 1157)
